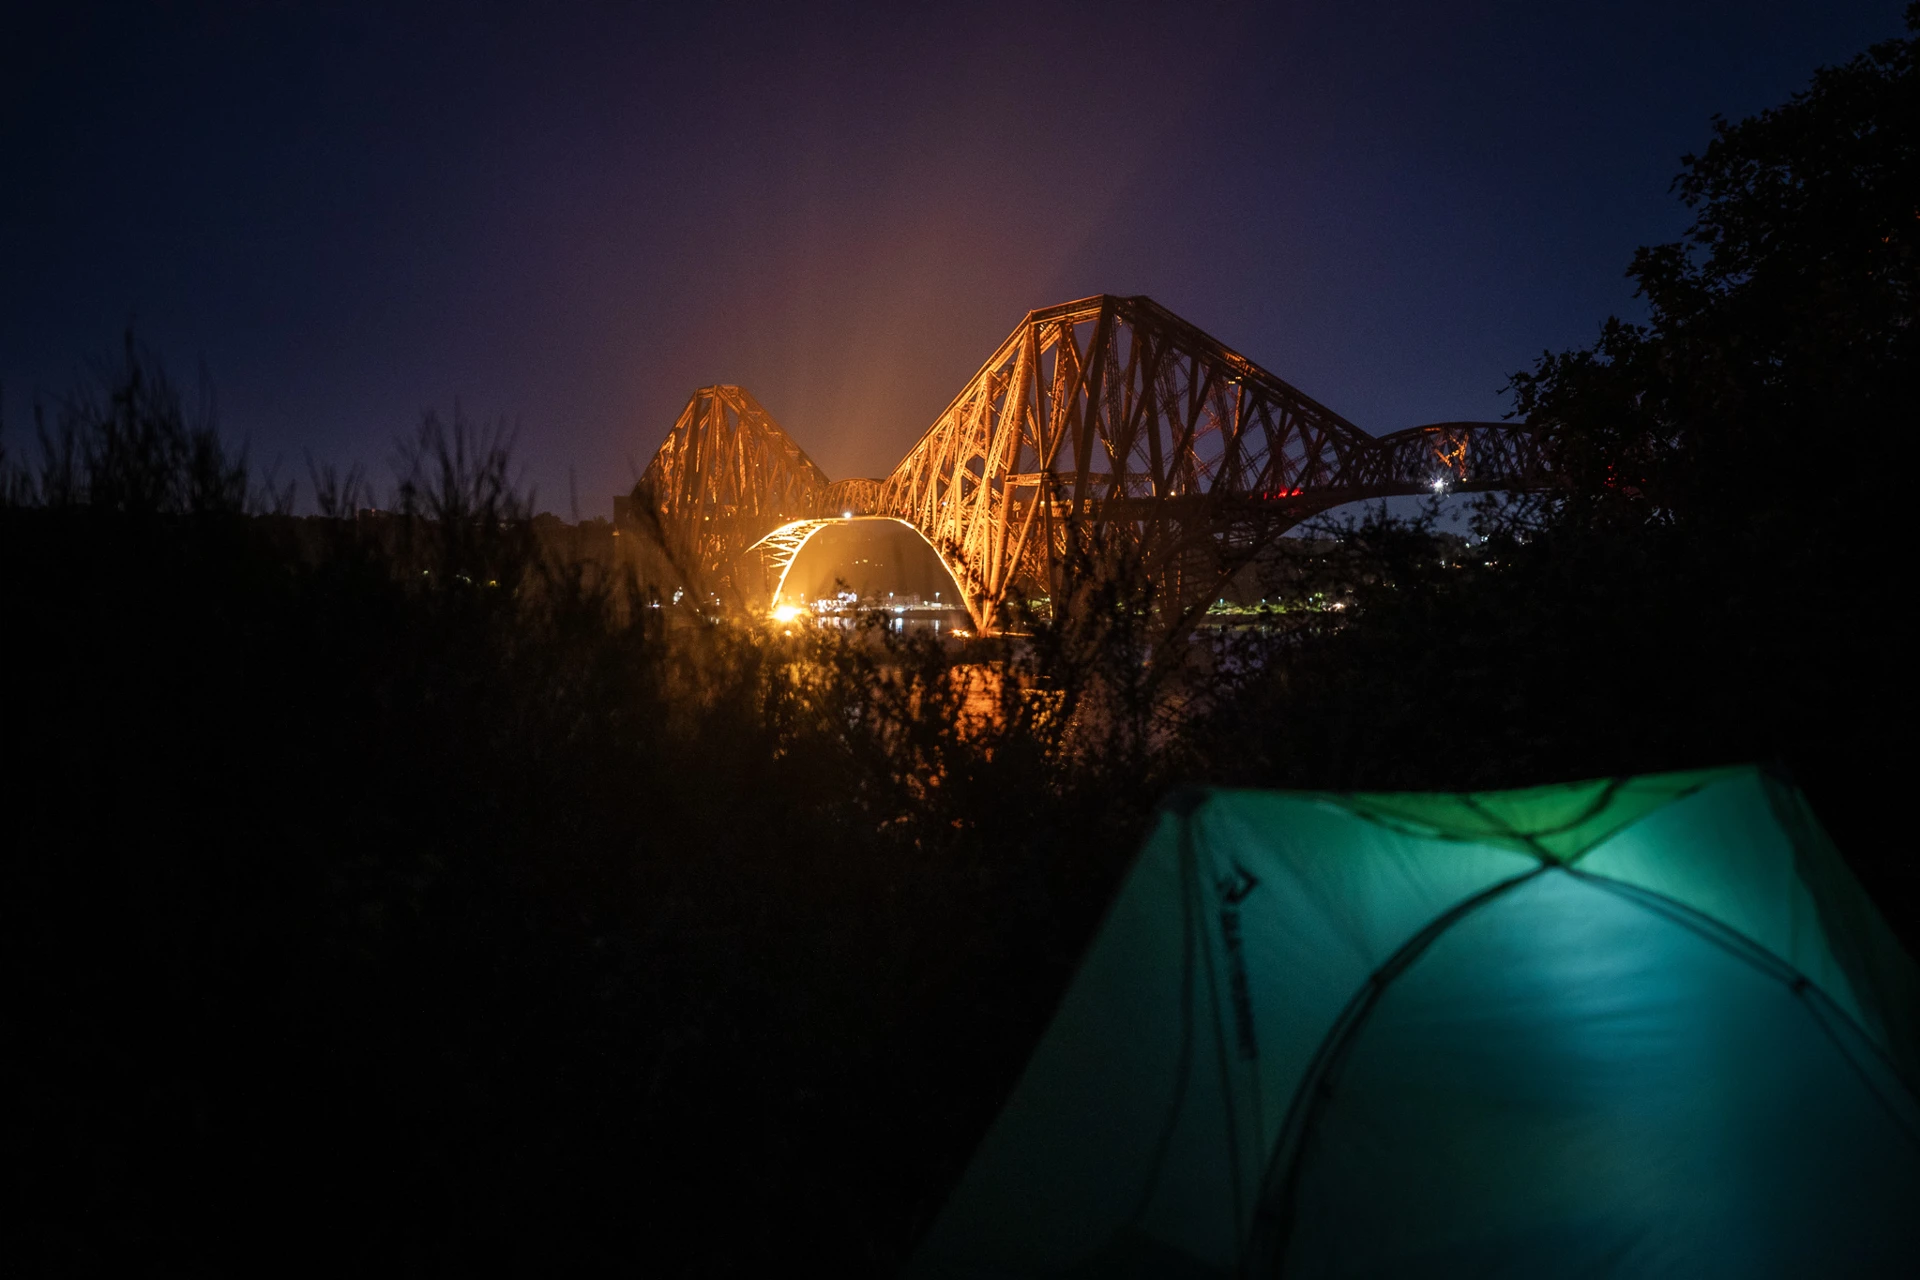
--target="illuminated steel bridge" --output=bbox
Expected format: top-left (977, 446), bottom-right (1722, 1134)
top-left (634, 295), bottom-right (1548, 634)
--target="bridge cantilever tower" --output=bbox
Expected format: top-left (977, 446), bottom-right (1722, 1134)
top-left (635, 296), bottom-right (1549, 629)
top-left (634, 384), bottom-right (833, 603)
top-left (875, 295), bottom-right (1546, 632)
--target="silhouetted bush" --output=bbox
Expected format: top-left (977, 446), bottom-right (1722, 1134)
top-left (2, 347), bottom-right (1202, 1273)
top-left (8, 337), bottom-right (1909, 1274)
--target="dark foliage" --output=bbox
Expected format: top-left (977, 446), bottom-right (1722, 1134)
top-left (5, 13), bottom-right (1918, 1271)
top-left (1196, 7), bottom-right (1920, 941)
top-left (1509, 4), bottom-right (1916, 530)
top-left (2, 344), bottom-right (1192, 1272)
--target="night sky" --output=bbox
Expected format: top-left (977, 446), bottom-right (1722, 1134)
top-left (3, 2), bottom-right (1904, 517)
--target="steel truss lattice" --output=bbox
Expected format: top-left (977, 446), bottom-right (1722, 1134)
top-left (634, 385), bottom-right (833, 604)
top-left (636, 296), bottom-right (1548, 630)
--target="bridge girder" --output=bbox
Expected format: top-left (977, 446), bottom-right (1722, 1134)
top-left (634, 296), bottom-right (1549, 630)
top-left (875, 296), bottom-right (1548, 633)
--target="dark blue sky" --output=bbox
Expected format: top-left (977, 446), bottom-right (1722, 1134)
top-left (2, 1), bottom-right (1905, 515)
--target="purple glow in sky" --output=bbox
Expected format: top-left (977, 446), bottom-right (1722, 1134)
top-left (2, 2), bottom-right (1905, 514)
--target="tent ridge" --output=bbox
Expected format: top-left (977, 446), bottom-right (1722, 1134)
top-left (1460, 778), bottom-right (1625, 862)
top-left (1314, 767), bottom-right (1739, 862)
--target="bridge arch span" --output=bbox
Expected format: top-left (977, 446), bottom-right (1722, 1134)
top-left (748, 516), bottom-right (973, 623)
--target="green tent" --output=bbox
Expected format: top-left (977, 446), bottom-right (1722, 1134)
top-left (913, 767), bottom-right (1920, 1277)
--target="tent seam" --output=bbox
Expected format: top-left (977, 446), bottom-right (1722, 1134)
top-left (1242, 864), bottom-right (1549, 1276)
top-left (1569, 868), bottom-right (1920, 1144)
top-left (1324, 772), bottom-right (1727, 862)
top-left (1119, 813), bottom-right (1203, 1236)
top-left (1459, 791), bottom-right (1561, 862)
top-left (1190, 817), bottom-right (1250, 1246)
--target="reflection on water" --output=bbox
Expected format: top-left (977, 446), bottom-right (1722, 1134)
top-left (807, 591), bottom-right (974, 635)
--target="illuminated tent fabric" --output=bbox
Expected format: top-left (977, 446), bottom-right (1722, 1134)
top-left (911, 767), bottom-right (1920, 1277)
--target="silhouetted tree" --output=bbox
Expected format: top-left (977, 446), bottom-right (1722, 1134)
top-left (1511, 4), bottom-right (1916, 532)
top-left (1193, 7), bottom-right (1920, 940)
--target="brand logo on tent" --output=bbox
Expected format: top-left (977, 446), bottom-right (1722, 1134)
top-left (1216, 861), bottom-right (1261, 1061)
top-left (1217, 861), bottom-right (1259, 905)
